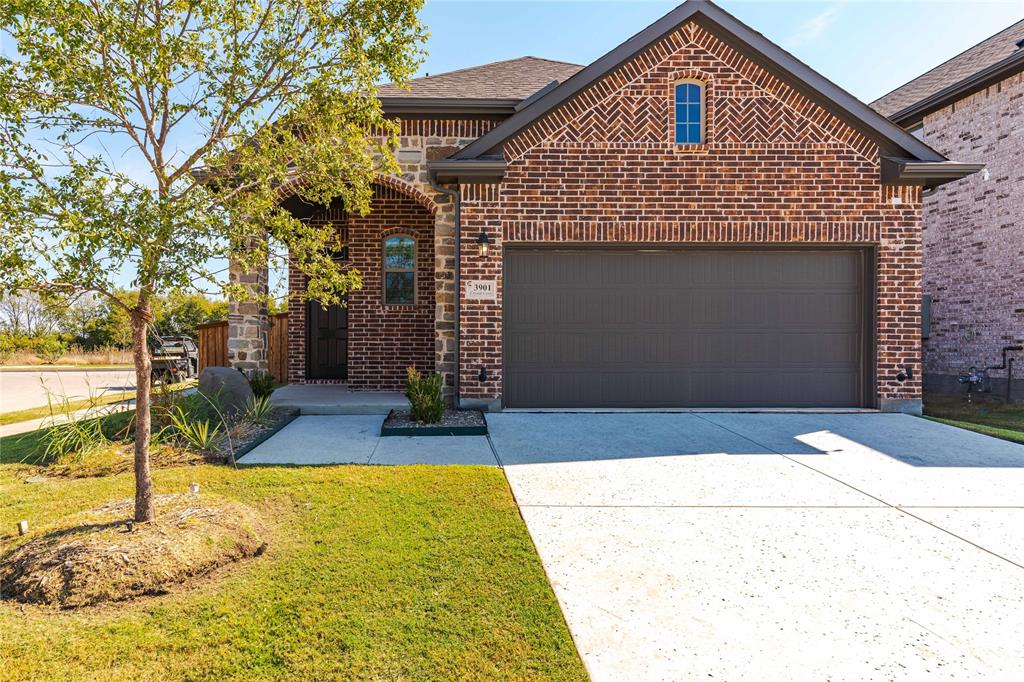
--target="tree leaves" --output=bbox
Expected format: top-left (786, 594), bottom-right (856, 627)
top-left (0, 0), bottom-right (427, 309)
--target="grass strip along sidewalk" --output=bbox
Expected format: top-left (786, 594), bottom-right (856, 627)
top-left (923, 392), bottom-right (1024, 446)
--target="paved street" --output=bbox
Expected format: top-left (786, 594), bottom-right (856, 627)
top-left (0, 369), bottom-right (136, 414)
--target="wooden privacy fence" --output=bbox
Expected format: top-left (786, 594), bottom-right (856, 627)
top-left (196, 312), bottom-right (289, 383)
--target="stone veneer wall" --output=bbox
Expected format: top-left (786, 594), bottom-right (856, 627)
top-left (919, 72), bottom-right (1024, 390)
top-left (227, 253), bottom-right (269, 374)
top-left (456, 22), bottom-right (924, 412)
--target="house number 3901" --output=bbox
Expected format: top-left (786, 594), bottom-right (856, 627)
top-left (465, 280), bottom-right (497, 300)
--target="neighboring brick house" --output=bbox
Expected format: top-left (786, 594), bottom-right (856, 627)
top-left (872, 19), bottom-right (1024, 396)
top-left (230, 0), bottom-right (982, 413)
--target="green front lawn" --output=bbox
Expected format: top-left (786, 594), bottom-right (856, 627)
top-left (0, 464), bottom-right (586, 681)
top-left (923, 392), bottom-right (1024, 445)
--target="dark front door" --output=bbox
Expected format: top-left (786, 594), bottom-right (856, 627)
top-left (504, 248), bottom-right (871, 408)
top-left (306, 300), bottom-right (348, 380)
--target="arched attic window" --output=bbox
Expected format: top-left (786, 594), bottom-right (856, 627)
top-left (674, 80), bottom-right (705, 144)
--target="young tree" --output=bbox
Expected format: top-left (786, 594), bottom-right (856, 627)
top-left (0, 0), bottom-right (425, 521)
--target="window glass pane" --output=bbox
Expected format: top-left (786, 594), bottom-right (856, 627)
top-left (687, 83), bottom-right (700, 103)
top-left (687, 103), bottom-right (700, 124)
top-left (383, 236), bottom-right (415, 269)
top-left (384, 271), bottom-right (414, 304)
top-left (675, 83), bottom-right (686, 104)
top-left (688, 123), bottom-right (702, 143)
top-left (675, 123), bottom-right (688, 144)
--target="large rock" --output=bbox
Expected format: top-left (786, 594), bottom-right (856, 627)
top-left (198, 367), bottom-right (253, 419)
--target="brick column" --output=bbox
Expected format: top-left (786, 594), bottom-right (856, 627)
top-left (228, 247), bottom-right (269, 375)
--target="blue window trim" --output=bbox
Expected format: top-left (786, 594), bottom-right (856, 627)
top-left (674, 81), bottom-right (704, 144)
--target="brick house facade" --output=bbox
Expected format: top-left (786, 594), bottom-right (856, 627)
top-left (233, 0), bottom-right (981, 412)
top-left (873, 20), bottom-right (1024, 395)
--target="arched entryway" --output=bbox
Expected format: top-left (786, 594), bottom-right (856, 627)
top-left (285, 181), bottom-right (439, 390)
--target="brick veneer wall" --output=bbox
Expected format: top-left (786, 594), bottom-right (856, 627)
top-left (919, 72), bottom-right (1024, 388)
top-left (285, 117), bottom-right (496, 391)
top-left (457, 22), bottom-right (924, 411)
top-left (286, 185), bottom-right (436, 390)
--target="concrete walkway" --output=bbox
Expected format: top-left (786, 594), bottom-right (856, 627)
top-left (238, 415), bottom-right (496, 466)
top-left (488, 412), bottom-right (1024, 681)
top-left (270, 384), bottom-right (407, 415)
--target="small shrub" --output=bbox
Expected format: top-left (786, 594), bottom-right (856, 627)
top-left (246, 370), bottom-right (275, 399)
top-left (34, 336), bottom-right (67, 364)
top-left (405, 366), bottom-right (444, 424)
top-left (243, 395), bottom-right (275, 427)
top-left (42, 416), bottom-right (109, 464)
top-left (168, 406), bottom-right (223, 451)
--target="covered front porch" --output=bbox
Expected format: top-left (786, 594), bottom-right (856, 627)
top-left (225, 175), bottom-right (458, 403)
top-left (270, 383), bottom-right (407, 415)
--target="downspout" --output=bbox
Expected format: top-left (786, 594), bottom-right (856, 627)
top-left (429, 178), bottom-right (461, 409)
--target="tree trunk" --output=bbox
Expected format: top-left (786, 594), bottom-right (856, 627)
top-left (131, 297), bottom-right (156, 523)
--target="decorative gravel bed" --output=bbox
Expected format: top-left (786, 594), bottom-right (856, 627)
top-left (381, 409), bottom-right (487, 436)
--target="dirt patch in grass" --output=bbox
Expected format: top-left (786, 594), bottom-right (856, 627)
top-left (0, 493), bottom-right (266, 609)
top-left (7, 441), bottom-right (205, 481)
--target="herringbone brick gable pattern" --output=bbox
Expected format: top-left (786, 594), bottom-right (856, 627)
top-left (716, 96), bottom-right (827, 144)
top-left (506, 23), bottom-right (873, 161)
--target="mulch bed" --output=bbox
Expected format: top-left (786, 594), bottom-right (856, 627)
top-left (381, 409), bottom-right (487, 436)
top-left (215, 407), bottom-right (298, 463)
top-left (0, 493), bottom-right (267, 609)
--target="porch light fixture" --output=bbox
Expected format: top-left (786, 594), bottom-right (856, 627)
top-left (479, 366), bottom-right (488, 382)
top-left (477, 230), bottom-right (491, 257)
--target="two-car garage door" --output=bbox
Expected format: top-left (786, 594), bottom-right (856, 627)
top-left (503, 248), bottom-right (871, 408)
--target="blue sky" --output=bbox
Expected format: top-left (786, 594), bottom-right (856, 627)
top-left (416, 1), bottom-right (1023, 103)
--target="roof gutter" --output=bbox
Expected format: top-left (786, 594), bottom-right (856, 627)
top-left (885, 50), bottom-right (1024, 127)
top-left (381, 97), bottom-right (520, 117)
top-left (880, 157), bottom-right (986, 189)
top-left (427, 158), bottom-right (506, 184)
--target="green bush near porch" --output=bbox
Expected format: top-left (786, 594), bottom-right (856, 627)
top-left (405, 366), bottom-right (445, 424)
top-left (0, 464), bottom-right (586, 681)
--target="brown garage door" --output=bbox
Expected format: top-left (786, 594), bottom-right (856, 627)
top-left (503, 248), bottom-right (871, 408)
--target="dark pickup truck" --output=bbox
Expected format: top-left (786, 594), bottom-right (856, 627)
top-left (150, 336), bottom-right (198, 384)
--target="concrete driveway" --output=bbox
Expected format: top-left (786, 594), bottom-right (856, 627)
top-left (488, 412), bottom-right (1024, 681)
top-left (0, 369), bottom-right (136, 413)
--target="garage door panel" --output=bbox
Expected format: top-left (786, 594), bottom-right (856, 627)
top-left (504, 249), bottom-right (867, 408)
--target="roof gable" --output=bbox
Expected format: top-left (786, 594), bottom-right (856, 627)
top-left (452, 0), bottom-right (944, 163)
top-left (500, 23), bottom-right (878, 165)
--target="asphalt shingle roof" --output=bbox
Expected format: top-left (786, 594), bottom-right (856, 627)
top-left (378, 56), bottom-right (584, 100)
top-left (871, 19), bottom-right (1024, 117)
